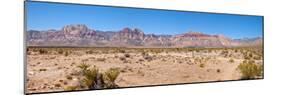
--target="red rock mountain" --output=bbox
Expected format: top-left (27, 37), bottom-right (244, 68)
top-left (27, 24), bottom-right (262, 47)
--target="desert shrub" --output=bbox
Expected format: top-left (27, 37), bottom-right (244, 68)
top-left (58, 50), bottom-right (64, 54)
top-left (77, 63), bottom-right (90, 74)
top-left (249, 53), bottom-right (253, 58)
top-left (244, 55), bottom-right (250, 60)
top-left (238, 61), bottom-right (263, 79)
top-left (216, 69), bottom-right (221, 73)
top-left (254, 56), bottom-right (262, 60)
top-left (81, 66), bottom-right (99, 89)
top-left (139, 59), bottom-right (144, 62)
top-left (144, 56), bottom-right (153, 61)
top-left (119, 49), bottom-right (126, 53)
top-left (141, 52), bottom-right (147, 56)
top-left (39, 68), bottom-right (47, 71)
top-left (66, 75), bottom-right (73, 80)
top-left (208, 49), bottom-right (212, 53)
top-left (54, 83), bottom-right (61, 87)
top-left (137, 70), bottom-right (145, 76)
top-left (220, 50), bottom-right (229, 57)
top-left (77, 64), bottom-right (120, 89)
top-left (39, 49), bottom-right (48, 54)
top-left (103, 68), bottom-right (120, 88)
top-left (64, 86), bottom-right (78, 91)
top-left (124, 53), bottom-right (130, 58)
top-left (119, 57), bottom-right (126, 61)
top-left (221, 50), bottom-right (228, 54)
top-left (86, 50), bottom-right (94, 54)
top-left (229, 59), bottom-right (234, 63)
top-left (70, 62), bottom-right (75, 67)
top-left (64, 51), bottom-right (70, 56)
top-left (199, 64), bottom-right (205, 68)
top-left (234, 49), bottom-right (238, 53)
top-left (97, 58), bottom-right (106, 61)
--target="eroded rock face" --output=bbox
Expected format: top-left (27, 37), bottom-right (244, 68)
top-left (62, 24), bottom-right (89, 36)
top-left (27, 24), bottom-right (262, 47)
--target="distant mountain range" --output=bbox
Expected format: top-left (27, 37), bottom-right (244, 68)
top-left (27, 24), bottom-right (263, 48)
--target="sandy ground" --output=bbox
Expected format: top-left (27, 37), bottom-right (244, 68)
top-left (26, 47), bottom-right (263, 93)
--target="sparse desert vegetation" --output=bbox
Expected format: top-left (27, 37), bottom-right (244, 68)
top-left (27, 47), bottom-right (263, 93)
top-left (238, 60), bottom-right (263, 79)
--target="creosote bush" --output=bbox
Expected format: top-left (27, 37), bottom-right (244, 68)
top-left (238, 60), bottom-right (263, 79)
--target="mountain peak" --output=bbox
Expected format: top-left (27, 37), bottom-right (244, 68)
top-left (62, 24), bottom-right (89, 35)
top-left (121, 27), bottom-right (133, 33)
top-left (120, 27), bottom-right (144, 35)
top-left (27, 26), bottom-right (262, 47)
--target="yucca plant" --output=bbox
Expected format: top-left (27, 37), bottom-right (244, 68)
top-left (103, 68), bottom-right (120, 88)
top-left (77, 64), bottom-right (120, 89)
top-left (77, 63), bottom-right (90, 74)
top-left (82, 66), bottom-right (99, 89)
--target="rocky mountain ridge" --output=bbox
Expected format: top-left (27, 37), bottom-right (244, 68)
top-left (27, 24), bottom-right (263, 48)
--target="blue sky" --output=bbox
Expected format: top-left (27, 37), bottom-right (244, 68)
top-left (26, 2), bottom-right (263, 39)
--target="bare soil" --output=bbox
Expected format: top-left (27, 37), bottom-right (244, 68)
top-left (26, 47), bottom-right (263, 93)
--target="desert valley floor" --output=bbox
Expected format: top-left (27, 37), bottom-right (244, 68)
top-left (26, 47), bottom-right (263, 93)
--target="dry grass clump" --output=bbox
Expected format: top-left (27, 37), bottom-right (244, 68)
top-left (63, 86), bottom-right (78, 91)
top-left (238, 60), bottom-right (263, 79)
top-left (229, 59), bottom-right (234, 63)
